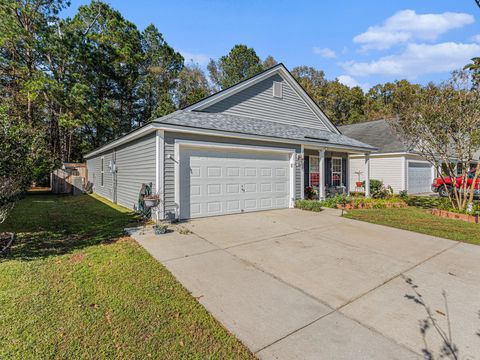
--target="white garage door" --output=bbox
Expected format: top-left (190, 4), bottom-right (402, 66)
top-left (408, 162), bottom-right (432, 194)
top-left (179, 147), bottom-right (291, 219)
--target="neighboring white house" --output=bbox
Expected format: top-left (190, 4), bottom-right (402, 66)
top-left (339, 119), bottom-right (435, 194)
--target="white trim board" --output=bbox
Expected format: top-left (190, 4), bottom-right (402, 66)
top-left (162, 125), bottom-right (373, 153)
top-left (348, 152), bottom-right (412, 158)
top-left (84, 124), bottom-right (155, 159)
top-left (85, 122), bottom-right (374, 160)
top-left (155, 130), bottom-right (165, 220)
top-left (173, 139), bottom-right (296, 219)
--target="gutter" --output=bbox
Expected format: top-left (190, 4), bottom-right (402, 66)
top-left (84, 123), bottom-right (376, 159)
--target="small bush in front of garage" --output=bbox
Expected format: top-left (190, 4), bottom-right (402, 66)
top-left (295, 200), bottom-right (323, 212)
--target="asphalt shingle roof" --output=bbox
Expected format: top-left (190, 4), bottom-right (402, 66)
top-left (155, 110), bottom-right (375, 151)
top-left (339, 119), bottom-right (410, 153)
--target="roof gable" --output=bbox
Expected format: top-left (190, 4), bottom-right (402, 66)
top-left (185, 64), bottom-right (340, 134)
top-left (339, 119), bottom-right (410, 153)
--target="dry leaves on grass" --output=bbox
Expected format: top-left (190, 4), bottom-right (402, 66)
top-left (69, 252), bottom-right (85, 264)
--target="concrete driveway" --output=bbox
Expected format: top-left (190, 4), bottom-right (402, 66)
top-left (129, 209), bottom-right (480, 359)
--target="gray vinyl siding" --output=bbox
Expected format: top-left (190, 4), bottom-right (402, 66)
top-left (163, 131), bottom-right (301, 219)
top-left (115, 132), bottom-right (156, 210)
top-left (86, 150), bottom-right (114, 201)
top-left (202, 74), bottom-right (329, 131)
top-left (86, 132), bottom-right (157, 211)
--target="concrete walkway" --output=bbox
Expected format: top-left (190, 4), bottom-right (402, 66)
top-left (128, 209), bottom-right (480, 359)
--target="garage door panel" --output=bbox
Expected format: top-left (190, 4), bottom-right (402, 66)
top-left (261, 183), bottom-right (272, 192)
top-left (261, 168), bottom-right (272, 177)
top-left (226, 200), bottom-right (240, 211)
top-left (227, 167), bottom-right (240, 177)
top-left (260, 198), bottom-right (273, 208)
top-left (191, 166), bottom-right (200, 177)
top-left (278, 197), bottom-right (287, 207)
top-left (207, 167), bottom-right (221, 177)
top-left (180, 147), bottom-right (291, 219)
top-left (244, 199), bottom-right (258, 209)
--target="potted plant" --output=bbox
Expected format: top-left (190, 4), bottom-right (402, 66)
top-left (153, 223), bottom-right (168, 235)
top-left (143, 194), bottom-right (160, 208)
top-left (304, 186), bottom-right (319, 200)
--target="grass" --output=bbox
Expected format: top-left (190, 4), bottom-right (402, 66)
top-left (0, 192), bottom-right (254, 359)
top-left (344, 206), bottom-right (480, 246)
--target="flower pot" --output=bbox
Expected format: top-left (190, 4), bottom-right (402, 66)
top-left (355, 181), bottom-right (363, 188)
top-left (153, 225), bottom-right (168, 235)
top-left (144, 198), bottom-right (159, 208)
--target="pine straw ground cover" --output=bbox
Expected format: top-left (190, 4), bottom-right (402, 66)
top-left (0, 192), bottom-right (254, 359)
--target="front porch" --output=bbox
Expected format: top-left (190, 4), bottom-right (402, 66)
top-left (302, 148), bottom-right (371, 200)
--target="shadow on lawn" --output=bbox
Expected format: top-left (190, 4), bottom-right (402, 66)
top-left (0, 192), bottom-right (141, 261)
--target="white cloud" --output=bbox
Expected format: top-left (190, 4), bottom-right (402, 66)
top-left (180, 51), bottom-right (210, 65)
top-left (353, 10), bottom-right (474, 50)
top-left (337, 75), bottom-right (360, 87)
top-left (337, 75), bottom-right (369, 91)
top-left (313, 47), bottom-right (336, 58)
top-left (472, 34), bottom-right (480, 43)
top-left (343, 42), bottom-right (480, 78)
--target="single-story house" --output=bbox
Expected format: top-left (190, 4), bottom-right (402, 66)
top-left (85, 64), bottom-right (375, 220)
top-left (340, 119), bottom-right (436, 194)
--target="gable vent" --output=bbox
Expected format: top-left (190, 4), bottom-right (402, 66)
top-left (273, 81), bottom-right (283, 98)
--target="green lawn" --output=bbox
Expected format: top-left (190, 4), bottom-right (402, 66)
top-left (344, 207), bottom-right (480, 246)
top-left (0, 192), bottom-right (254, 359)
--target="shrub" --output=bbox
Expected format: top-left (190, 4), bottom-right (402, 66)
top-left (372, 185), bottom-right (394, 199)
top-left (362, 179), bottom-right (383, 194)
top-left (360, 179), bottom-right (395, 199)
top-left (319, 194), bottom-right (350, 208)
top-left (399, 190), bottom-right (409, 200)
top-left (405, 196), bottom-right (450, 209)
top-left (295, 200), bottom-right (323, 212)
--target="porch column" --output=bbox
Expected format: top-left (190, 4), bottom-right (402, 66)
top-left (300, 145), bottom-right (305, 199)
top-left (319, 149), bottom-right (325, 200)
top-left (365, 153), bottom-right (371, 198)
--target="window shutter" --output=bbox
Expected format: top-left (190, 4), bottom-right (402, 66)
top-left (304, 156), bottom-right (309, 187)
top-left (325, 158), bottom-right (332, 188)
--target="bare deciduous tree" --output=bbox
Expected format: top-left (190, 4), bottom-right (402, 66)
top-left (390, 70), bottom-right (480, 211)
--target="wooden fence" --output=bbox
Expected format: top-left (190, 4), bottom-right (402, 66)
top-left (51, 164), bottom-right (87, 195)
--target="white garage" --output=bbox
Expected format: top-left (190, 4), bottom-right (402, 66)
top-left (407, 162), bottom-right (433, 194)
top-left (178, 145), bottom-right (293, 219)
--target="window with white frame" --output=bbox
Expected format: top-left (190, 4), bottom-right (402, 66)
top-left (309, 155), bottom-right (319, 187)
top-left (331, 157), bottom-right (342, 187)
top-left (100, 156), bottom-right (104, 187)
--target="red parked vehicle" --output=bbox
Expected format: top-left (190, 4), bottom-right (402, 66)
top-left (431, 168), bottom-right (480, 197)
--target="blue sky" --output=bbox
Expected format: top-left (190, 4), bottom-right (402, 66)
top-left (63, 0), bottom-right (480, 90)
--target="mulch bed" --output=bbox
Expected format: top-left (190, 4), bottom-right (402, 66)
top-left (0, 232), bottom-right (15, 256)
